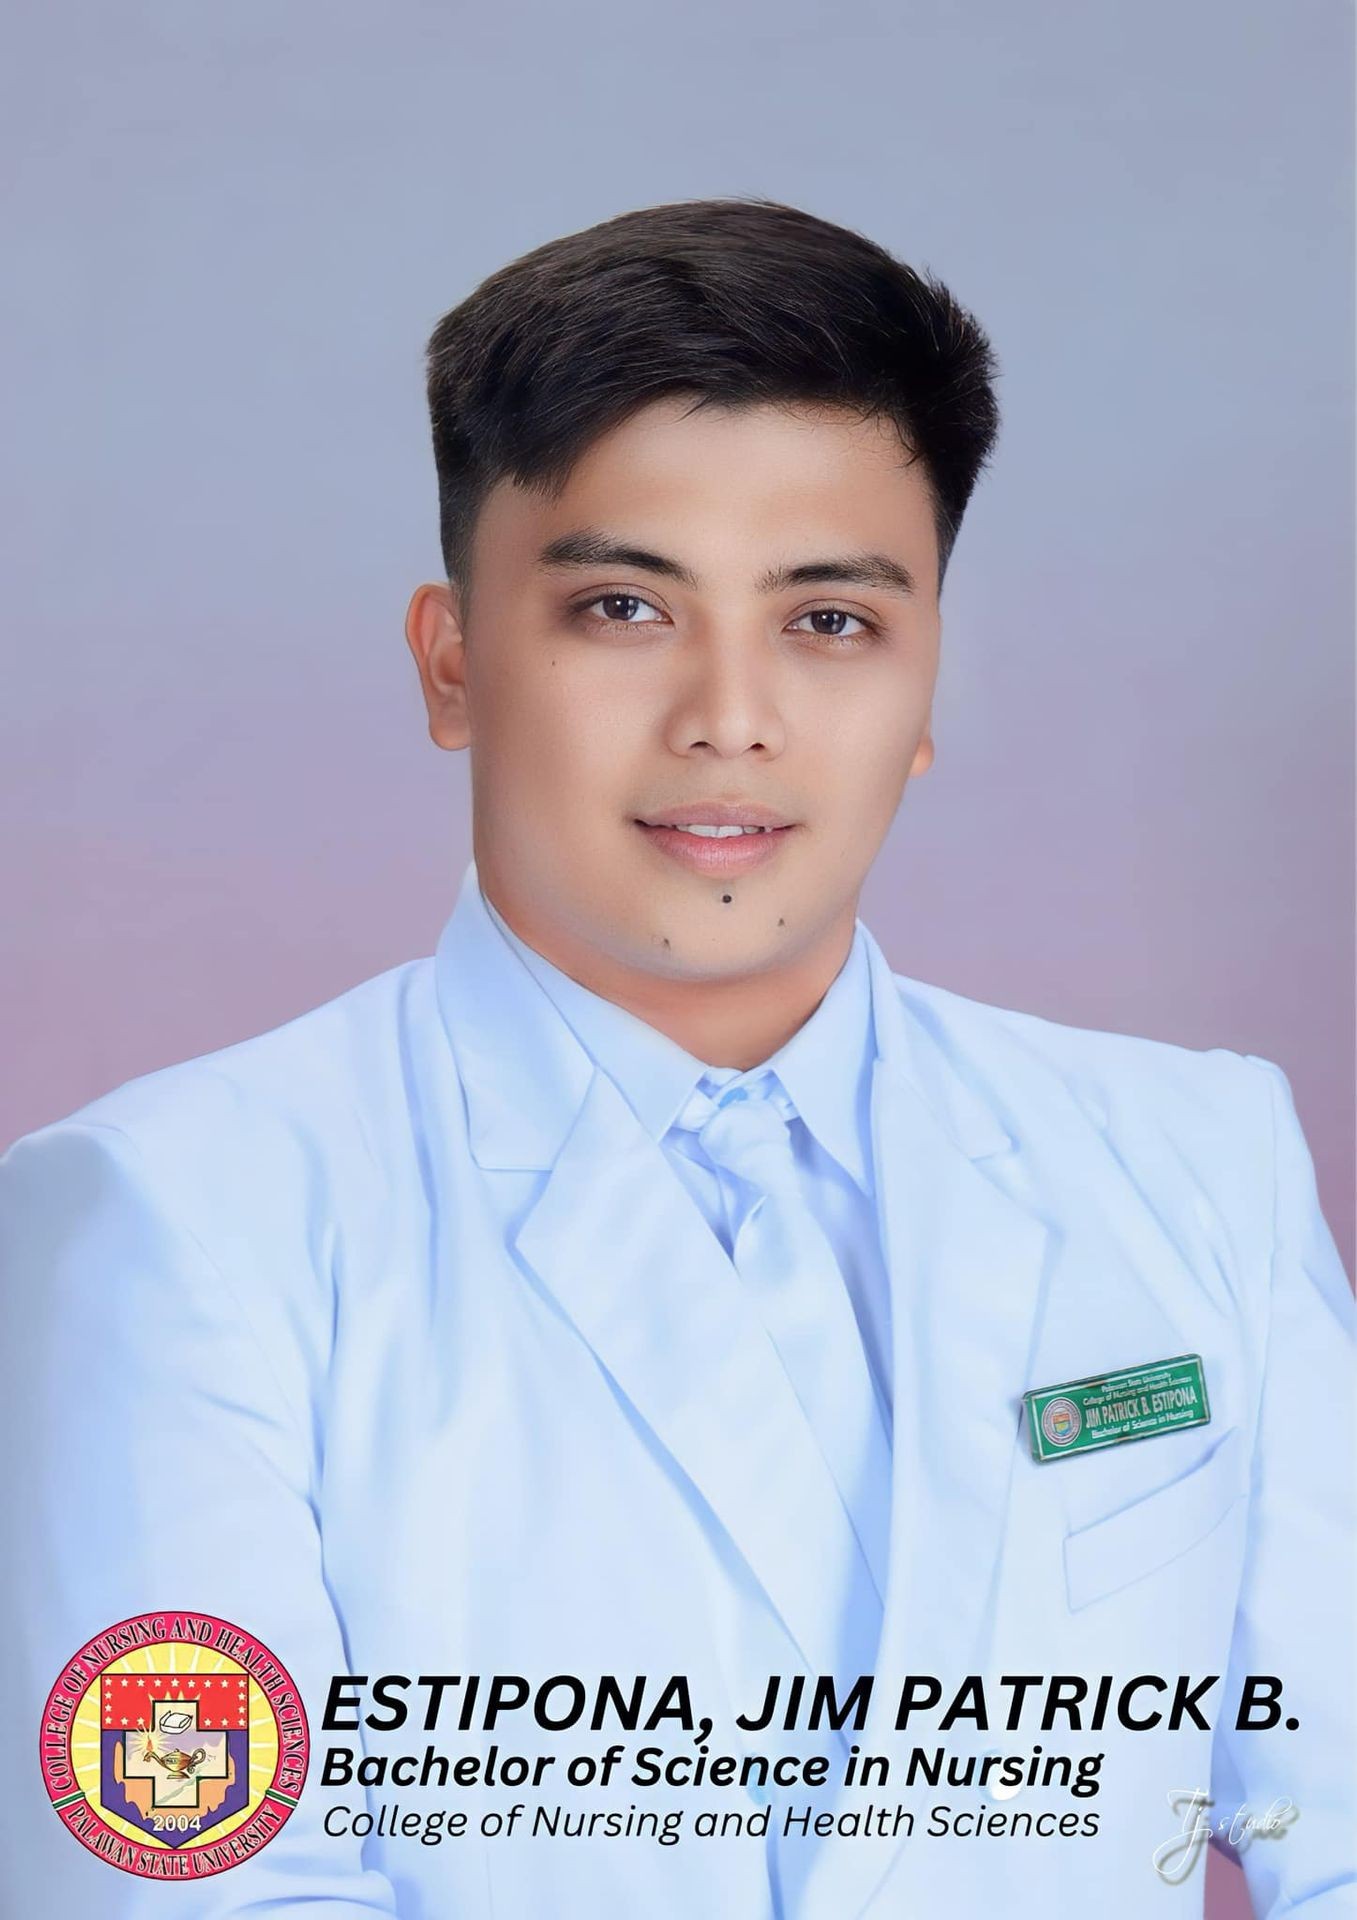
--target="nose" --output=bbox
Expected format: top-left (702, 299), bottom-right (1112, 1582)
top-left (662, 629), bottom-right (787, 760)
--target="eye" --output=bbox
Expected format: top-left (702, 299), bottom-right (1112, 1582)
top-left (575, 591), bottom-right (668, 627)
top-left (788, 606), bottom-right (879, 645)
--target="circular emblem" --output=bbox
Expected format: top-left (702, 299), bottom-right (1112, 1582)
top-left (39, 1611), bottom-right (309, 1879)
top-left (1040, 1397), bottom-right (1082, 1447)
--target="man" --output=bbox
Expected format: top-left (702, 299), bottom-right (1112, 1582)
top-left (1, 198), bottom-right (1352, 1919)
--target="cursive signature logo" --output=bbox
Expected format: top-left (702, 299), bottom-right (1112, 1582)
top-left (1152, 1788), bottom-right (1297, 1883)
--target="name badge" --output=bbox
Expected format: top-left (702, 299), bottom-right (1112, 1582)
top-left (1024, 1353), bottom-right (1210, 1462)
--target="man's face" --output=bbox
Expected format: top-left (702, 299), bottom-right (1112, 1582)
top-left (408, 395), bottom-right (940, 986)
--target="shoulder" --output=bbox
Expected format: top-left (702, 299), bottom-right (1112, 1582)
top-left (888, 967), bottom-right (1282, 1187)
top-left (0, 956), bottom-right (446, 1432)
top-left (0, 952), bottom-right (440, 1249)
top-left (885, 972), bottom-right (1322, 1314)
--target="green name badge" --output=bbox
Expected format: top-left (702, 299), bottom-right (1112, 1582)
top-left (1024, 1353), bottom-right (1210, 1462)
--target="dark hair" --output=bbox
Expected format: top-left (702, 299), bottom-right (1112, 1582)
top-left (424, 196), bottom-right (1000, 601)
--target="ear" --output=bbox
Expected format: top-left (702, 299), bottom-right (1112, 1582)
top-left (404, 581), bottom-right (471, 751)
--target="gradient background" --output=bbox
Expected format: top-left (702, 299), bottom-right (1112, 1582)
top-left (3, 9), bottom-right (1352, 1913)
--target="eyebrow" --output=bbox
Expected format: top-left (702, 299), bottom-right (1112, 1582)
top-left (536, 529), bottom-right (917, 599)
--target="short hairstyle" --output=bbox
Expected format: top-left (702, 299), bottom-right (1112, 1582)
top-left (424, 196), bottom-right (1000, 601)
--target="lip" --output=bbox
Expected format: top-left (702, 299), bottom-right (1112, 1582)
top-left (636, 802), bottom-right (793, 829)
top-left (634, 802), bottom-right (798, 876)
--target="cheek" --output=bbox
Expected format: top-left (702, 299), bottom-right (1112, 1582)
top-left (477, 671), bottom-right (582, 778)
top-left (476, 689), bottom-right (627, 839)
top-left (803, 691), bottom-right (921, 815)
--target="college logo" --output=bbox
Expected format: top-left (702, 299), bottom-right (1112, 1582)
top-left (1040, 1396), bottom-right (1082, 1447)
top-left (39, 1611), bottom-right (309, 1880)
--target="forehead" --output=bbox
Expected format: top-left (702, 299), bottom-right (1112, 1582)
top-left (473, 396), bottom-right (939, 592)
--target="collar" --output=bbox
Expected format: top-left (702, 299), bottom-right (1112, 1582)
top-left (432, 860), bottom-right (1010, 1174)
top-left (758, 928), bottom-right (873, 1187)
top-left (481, 879), bottom-right (876, 1191)
top-left (480, 888), bottom-right (706, 1146)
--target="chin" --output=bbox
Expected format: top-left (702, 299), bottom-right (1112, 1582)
top-left (642, 932), bottom-right (788, 982)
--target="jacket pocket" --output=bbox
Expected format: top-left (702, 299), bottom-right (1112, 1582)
top-left (1062, 1424), bottom-right (1248, 1612)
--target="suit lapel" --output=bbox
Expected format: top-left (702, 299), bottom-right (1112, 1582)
top-left (785, 935), bottom-right (1054, 1920)
top-left (867, 1044), bottom-right (1052, 1690)
top-left (513, 1064), bottom-right (883, 1683)
top-left (432, 867), bottom-right (882, 1684)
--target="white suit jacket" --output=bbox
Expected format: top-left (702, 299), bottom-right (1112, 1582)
top-left (1, 865), bottom-right (1353, 1919)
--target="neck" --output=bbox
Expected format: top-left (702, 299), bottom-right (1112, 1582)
top-left (481, 885), bottom-right (857, 1070)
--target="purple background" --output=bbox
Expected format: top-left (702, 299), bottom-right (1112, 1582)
top-left (4, 11), bottom-right (1352, 1914)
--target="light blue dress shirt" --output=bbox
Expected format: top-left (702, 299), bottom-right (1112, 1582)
top-left (481, 887), bottom-right (894, 1435)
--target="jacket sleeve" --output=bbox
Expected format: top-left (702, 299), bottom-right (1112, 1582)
top-left (0, 1119), bottom-right (404, 1918)
top-left (1207, 1057), bottom-right (1357, 1914)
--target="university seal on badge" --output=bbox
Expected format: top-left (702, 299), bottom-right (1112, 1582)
top-left (1040, 1396), bottom-right (1082, 1447)
top-left (39, 1610), bottom-right (309, 1880)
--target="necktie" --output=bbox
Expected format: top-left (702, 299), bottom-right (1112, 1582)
top-left (675, 1073), bottom-right (892, 1602)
